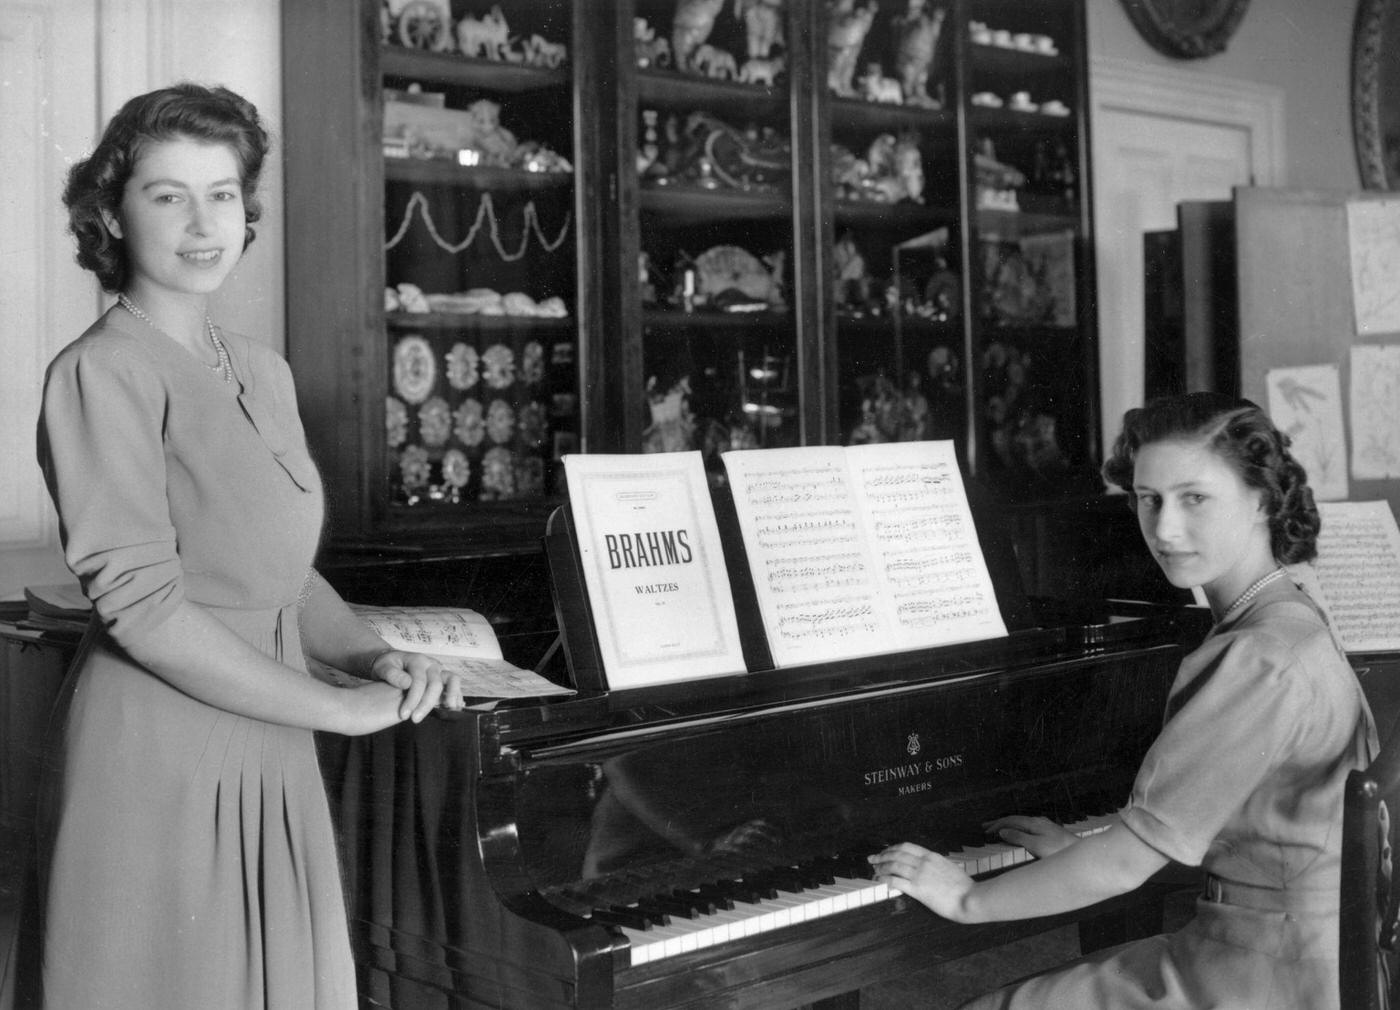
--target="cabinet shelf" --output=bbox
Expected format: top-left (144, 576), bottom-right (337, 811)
top-left (380, 46), bottom-right (568, 91)
top-left (386, 312), bottom-right (573, 332)
top-left (969, 107), bottom-right (1076, 132)
top-left (384, 158), bottom-right (574, 189)
top-left (969, 43), bottom-right (1071, 75)
top-left (643, 308), bottom-right (788, 331)
top-left (835, 200), bottom-right (956, 231)
top-left (976, 206), bottom-right (1080, 237)
top-left (829, 97), bottom-right (955, 134)
top-left (640, 185), bottom-right (792, 222)
top-left (637, 68), bottom-right (787, 119)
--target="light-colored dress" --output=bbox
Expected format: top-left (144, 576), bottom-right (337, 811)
top-left (24, 309), bottom-right (355, 1009)
top-left (964, 577), bottom-right (1376, 1010)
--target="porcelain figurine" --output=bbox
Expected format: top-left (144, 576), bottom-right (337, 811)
top-left (672, 0), bottom-right (725, 71)
top-left (734, 0), bottom-right (785, 59)
top-left (828, 0), bottom-right (878, 97)
top-left (893, 0), bottom-right (945, 108)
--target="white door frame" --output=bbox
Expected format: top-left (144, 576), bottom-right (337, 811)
top-left (1089, 55), bottom-right (1285, 449)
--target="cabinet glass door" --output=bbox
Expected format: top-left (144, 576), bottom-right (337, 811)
top-left (624, 0), bottom-right (806, 479)
top-left (964, 0), bottom-right (1098, 500)
top-left (825, 1), bottom-right (965, 449)
top-left (379, 0), bottom-right (579, 520)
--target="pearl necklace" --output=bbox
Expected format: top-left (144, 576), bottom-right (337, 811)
top-left (117, 292), bottom-right (231, 383)
top-left (1222, 566), bottom-right (1286, 618)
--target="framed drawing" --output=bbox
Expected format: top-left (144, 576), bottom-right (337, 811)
top-left (1117, 0), bottom-right (1252, 59)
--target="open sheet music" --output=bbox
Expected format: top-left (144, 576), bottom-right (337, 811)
top-left (562, 452), bottom-right (747, 689)
top-left (1289, 500), bottom-right (1400, 652)
top-left (348, 604), bottom-right (573, 700)
top-left (720, 441), bottom-right (1008, 667)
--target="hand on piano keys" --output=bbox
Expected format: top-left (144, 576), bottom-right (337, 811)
top-left (583, 812), bottom-right (1116, 967)
top-left (869, 813), bottom-right (1117, 922)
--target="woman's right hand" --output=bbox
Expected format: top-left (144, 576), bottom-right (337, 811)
top-left (983, 815), bottom-right (1079, 858)
top-left (331, 679), bottom-right (414, 736)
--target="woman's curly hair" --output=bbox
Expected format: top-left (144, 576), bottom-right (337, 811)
top-left (62, 83), bottom-right (270, 293)
top-left (1101, 392), bottom-right (1320, 564)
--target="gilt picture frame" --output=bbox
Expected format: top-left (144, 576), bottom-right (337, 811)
top-left (1117, 0), bottom-right (1252, 59)
top-left (1354, 0), bottom-right (1400, 189)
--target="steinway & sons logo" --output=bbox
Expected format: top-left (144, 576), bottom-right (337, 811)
top-left (863, 730), bottom-right (964, 795)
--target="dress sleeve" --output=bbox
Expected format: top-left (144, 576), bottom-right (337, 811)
top-left (1118, 631), bottom-right (1310, 865)
top-left (37, 338), bottom-right (185, 644)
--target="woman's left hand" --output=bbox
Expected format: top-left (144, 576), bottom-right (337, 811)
top-left (868, 842), bottom-right (976, 921)
top-left (367, 649), bottom-right (447, 722)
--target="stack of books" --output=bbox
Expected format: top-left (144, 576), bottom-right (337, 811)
top-left (0, 583), bottom-right (89, 643)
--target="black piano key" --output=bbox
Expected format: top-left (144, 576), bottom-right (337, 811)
top-left (643, 894), bottom-right (704, 919)
top-left (687, 884), bottom-right (737, 910)
top-left (591, 905), bottom-right (671, 931)
top-left (726, 878), bottom-right (780, 904)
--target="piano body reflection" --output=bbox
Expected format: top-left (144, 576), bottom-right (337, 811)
top-left (321, 596), bottom-right (1207, 1009)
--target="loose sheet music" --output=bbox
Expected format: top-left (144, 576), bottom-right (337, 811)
top-left (721, 441), bottom-right (1007, 667)
top-left (563, 452), bottom-right (747, 689)
top-left (346, 604), bottom-right (573, 700)
top-left (1289, 500), bottom-right (1400, 653)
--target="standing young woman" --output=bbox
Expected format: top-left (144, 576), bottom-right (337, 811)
top-left (15, 84), bottom-right (461, 1008)
top-left (870, 392), bottom-right (1377, 1009)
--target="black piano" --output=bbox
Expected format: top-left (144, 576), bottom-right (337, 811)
top-left (319, 499), bottom-right (1210, 1010)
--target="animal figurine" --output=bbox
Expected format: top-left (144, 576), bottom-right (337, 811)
top-left (738, 54), bottom-right (785, 85)
top-left (642, 376), bottom-right (697, 454)
top-left (455, 5), bottom-right (509, 60)
top-left (892, 0), bottom-right (945, 108)
top-left (633, 17), bottom-right (673, 67)
top-left (672, 0), bottom-right (725, 70)
top-left (832, 232), bottom-right (870, 307)
top-left (462, 99), bottom-right (518, 166)
top-left (734, 0), bottom-right (785, 59)
top-left (521, 33), bottom-right (567, 68)
top-left (828, 0), bottom-right (878, 97)
top-left (859, 131), bottom-right (924, 203)
top-left (692, 43), bottom-right (738, 79)
top-left (858, 63), bottom-right (903, 104)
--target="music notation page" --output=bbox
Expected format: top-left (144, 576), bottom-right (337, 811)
top-left (1290, 500), bottom-right (1400, 652)
top-left (721, 441), bottom-right (1008, 667)
top-left (563, 451), bottom-right (747, 689)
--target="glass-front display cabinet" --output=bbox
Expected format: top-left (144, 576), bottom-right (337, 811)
top-left (605, 0), bottom-right (826, 480)
top-left (282, 0), bottom-right (1098, 552)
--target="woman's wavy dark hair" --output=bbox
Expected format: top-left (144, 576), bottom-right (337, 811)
top-left (1101, 392), bottom-right (1320, 564)
top-left (62, 83), bottom-right (270, 293)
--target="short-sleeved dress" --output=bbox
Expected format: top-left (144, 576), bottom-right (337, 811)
top-left (963, 577), bottom-right (1376, 1010)
top-left (20, 308), bottom-right (356, 1009)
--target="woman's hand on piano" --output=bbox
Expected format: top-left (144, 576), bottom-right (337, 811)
top-left (867, 842), bottom-right (976, 922)
top-left (367, 649), bottom-right (452, 721)
top-left (984, 815), bottom-right (1078, 859)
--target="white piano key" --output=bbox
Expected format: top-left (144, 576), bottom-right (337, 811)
top-left (619, 818), bottom-right (1126, 967)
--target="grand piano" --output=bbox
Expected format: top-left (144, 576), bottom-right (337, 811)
top-left (318, 495), bottom-right (1210, 1010)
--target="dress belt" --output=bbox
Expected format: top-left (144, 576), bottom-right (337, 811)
top-left (1202, 872), bottom-right (1338, 913)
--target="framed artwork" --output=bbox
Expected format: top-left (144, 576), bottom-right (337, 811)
top-left (1354, 0), bottom-right (1400, 190)
top-left (1117, 0), bottom-right (1252, 59)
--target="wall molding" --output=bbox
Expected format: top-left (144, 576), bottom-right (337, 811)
top-left (1091, 54), bottom-right (1285, 187)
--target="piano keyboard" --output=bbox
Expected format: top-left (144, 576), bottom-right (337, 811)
top-left (613, 813), bottom-right (1116, 967)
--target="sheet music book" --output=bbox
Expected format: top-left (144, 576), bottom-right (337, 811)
top-left (720, 441), bottom-right (1008, 667)
top-left (562, 451), bottom-right (747, 689)
top-left (347, 603), bottom-right (573, 700)
top-left (1288, 500), bottom-right (1400, 653)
